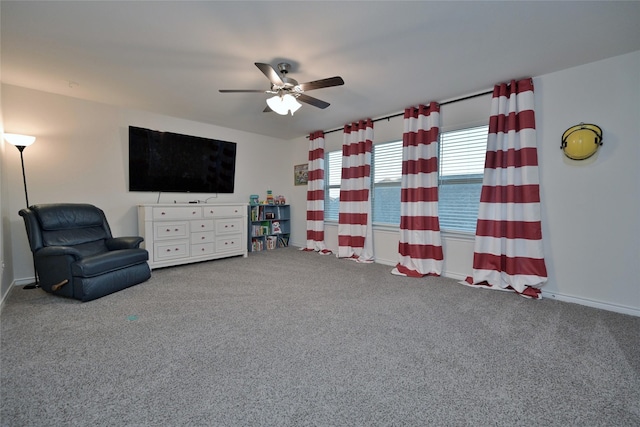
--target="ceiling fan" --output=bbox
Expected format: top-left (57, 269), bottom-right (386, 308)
top-left (219, 62), bottom-right (344, 115)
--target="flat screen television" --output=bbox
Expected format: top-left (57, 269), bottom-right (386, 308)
top-left (128, 126), bottom-right (236, 193)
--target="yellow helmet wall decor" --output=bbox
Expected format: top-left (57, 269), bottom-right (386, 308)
top-left (561, 123), bottom-right (603, 160)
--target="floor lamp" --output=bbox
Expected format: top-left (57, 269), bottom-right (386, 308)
top-left (4, 133), bottom-right (39, 289)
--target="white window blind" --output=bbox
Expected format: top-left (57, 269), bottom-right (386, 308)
top-left (324, 150), bottom-right (342, 221)
top-left (438, 125), bottom-right (488, 232)
top-left (372, 141), bottom-right (403, 224)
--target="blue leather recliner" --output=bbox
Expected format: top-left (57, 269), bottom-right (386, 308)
top-left (19, 203), bottom-right (151, 302)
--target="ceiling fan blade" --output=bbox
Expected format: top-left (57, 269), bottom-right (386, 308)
top-left (297, 93), bottom-right (330, 109)
top-left (298, 76), bottom-right (344, 92)
top-left (219, 89), bottom-right (266, 93)
top-left (255, 62), bottom-right (284, 86)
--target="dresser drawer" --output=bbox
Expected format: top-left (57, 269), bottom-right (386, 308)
top-left (153, 206), bottom-right (202, 220)
top-left (154, 222), bottom-right (189, 240)
top-left (191, 231), bottom-right (214, 244)
top-left (154, 240), bottom-right (190, 261)
top-left (191, 219), bottom-right (214, 232)
top-left (215, 218), bottom-right (243, 234)
top-left (191, 243), bottom-right (215, 256)
top-left (216, 234), bottom-right (242, 253)
top-left (204, 205), bottom-right (244, 218)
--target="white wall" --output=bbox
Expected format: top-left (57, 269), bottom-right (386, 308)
top-left (1, 85), bottom-right (292, 288)
top-left (0, 79), bottom-right (13, 305)
top-left (289, 51), bottom-right (640, 316)
top-left (535, 51), bottom-right (640, 314)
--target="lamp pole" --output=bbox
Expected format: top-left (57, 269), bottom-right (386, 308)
top-left (15, 144), bottom-right (38, 289)
top-left (4, 133), bottom-right (38, 289)
top-left (16, 145), bottom-right (30, 207)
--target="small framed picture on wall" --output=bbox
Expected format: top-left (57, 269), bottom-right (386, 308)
top-left (294, 163), bottom-right (308, 186)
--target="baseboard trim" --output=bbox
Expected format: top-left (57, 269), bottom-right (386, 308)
top-left (541, 291), bottom-right (640, 317)
top-left (13, 277), bottom-right (36, 287)
top-left (0, 277), bottom-right (26, 314)
top-left (375, 258), bottom-right (639, 316)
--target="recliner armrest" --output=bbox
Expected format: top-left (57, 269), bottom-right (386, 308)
top-left (106, 236), bottom-right (144, 250)
top-left (36, 245), bottom-right (83, 260)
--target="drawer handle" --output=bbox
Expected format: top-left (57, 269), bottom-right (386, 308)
top-left (161, 212), bottom-right (166, 215)
top-left (192, 211), bottom-right (197, 215)
top-left (201, 236), bottom-right (205, 240)
top-left (201, 224), bottom-right (205, 228)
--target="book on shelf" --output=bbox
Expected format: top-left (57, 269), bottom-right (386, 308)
top-left (271, 221), bottom-right (282, 234)
top-left (251, 238), bottom-right (264, 252)
top-left (251, 205), bottom-right (265, 221)
top-left (266, 235), bottom-right (277, 250)
top-left (277, 235), bottom-right (289, 248)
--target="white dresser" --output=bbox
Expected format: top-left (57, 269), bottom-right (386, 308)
top-left (138, 203), bottom-right (247, 269)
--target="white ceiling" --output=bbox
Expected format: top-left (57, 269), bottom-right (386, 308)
top-left (2, 1), bottom-right (639, 140)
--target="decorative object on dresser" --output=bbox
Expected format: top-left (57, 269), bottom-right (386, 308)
top-left (248, 205), bottom-right (290, 252)
top-left (138, 203), bottom-right (247, 269)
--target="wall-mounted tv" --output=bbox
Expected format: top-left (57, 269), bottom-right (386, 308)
top-left (128, 126), bottom-right (236, 194)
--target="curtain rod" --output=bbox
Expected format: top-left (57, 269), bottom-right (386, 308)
top-left (318, 88), bottom-right (494, 136)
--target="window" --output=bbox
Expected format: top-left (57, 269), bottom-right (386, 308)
top-left (372, 141), bottom-right (403, 225)
top-left (324, 150), bottom-right (341, 221)
top-left (324, 142), bottom-right (404, 223)
top-left (324, 125), bottom-right (488, 232)
top-left (438, 125), bottom-right (488, 232)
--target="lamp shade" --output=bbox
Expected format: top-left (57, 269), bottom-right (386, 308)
top-left (266, 94), bottom-right (302, 116)
top-left (4, 133), bottom-right (36, 147)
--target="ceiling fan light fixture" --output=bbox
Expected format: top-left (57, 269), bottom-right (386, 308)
top-left (266, 94), bottom-right (302, 116)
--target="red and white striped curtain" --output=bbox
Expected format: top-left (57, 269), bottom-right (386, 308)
top-left (302, 131), bottom-right (332, 254)
top-left (337, 119), bottom-right (374, 262)
top-left (464, 78), bottom-right (548, 298)
top-left (392, 102), bottom-right (443, 277)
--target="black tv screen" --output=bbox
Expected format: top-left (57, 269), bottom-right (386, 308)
top-left (128, 126), bottom-right (236, 193)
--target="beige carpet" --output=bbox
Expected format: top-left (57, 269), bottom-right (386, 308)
top-left (2, 247), bottom-right (639, 426)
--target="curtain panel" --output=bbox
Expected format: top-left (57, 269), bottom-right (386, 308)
top-left (302, 131), bottom-right (332, 254)
top-left (392, 102), bottom-right (443, 277)
top-left (465, 78), bottom-right (548, 298)
top-left (337, 119), bottom-right (374, 262)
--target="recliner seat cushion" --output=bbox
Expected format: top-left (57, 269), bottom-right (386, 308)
top-left (72, 249), bottom-right (149, 277)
